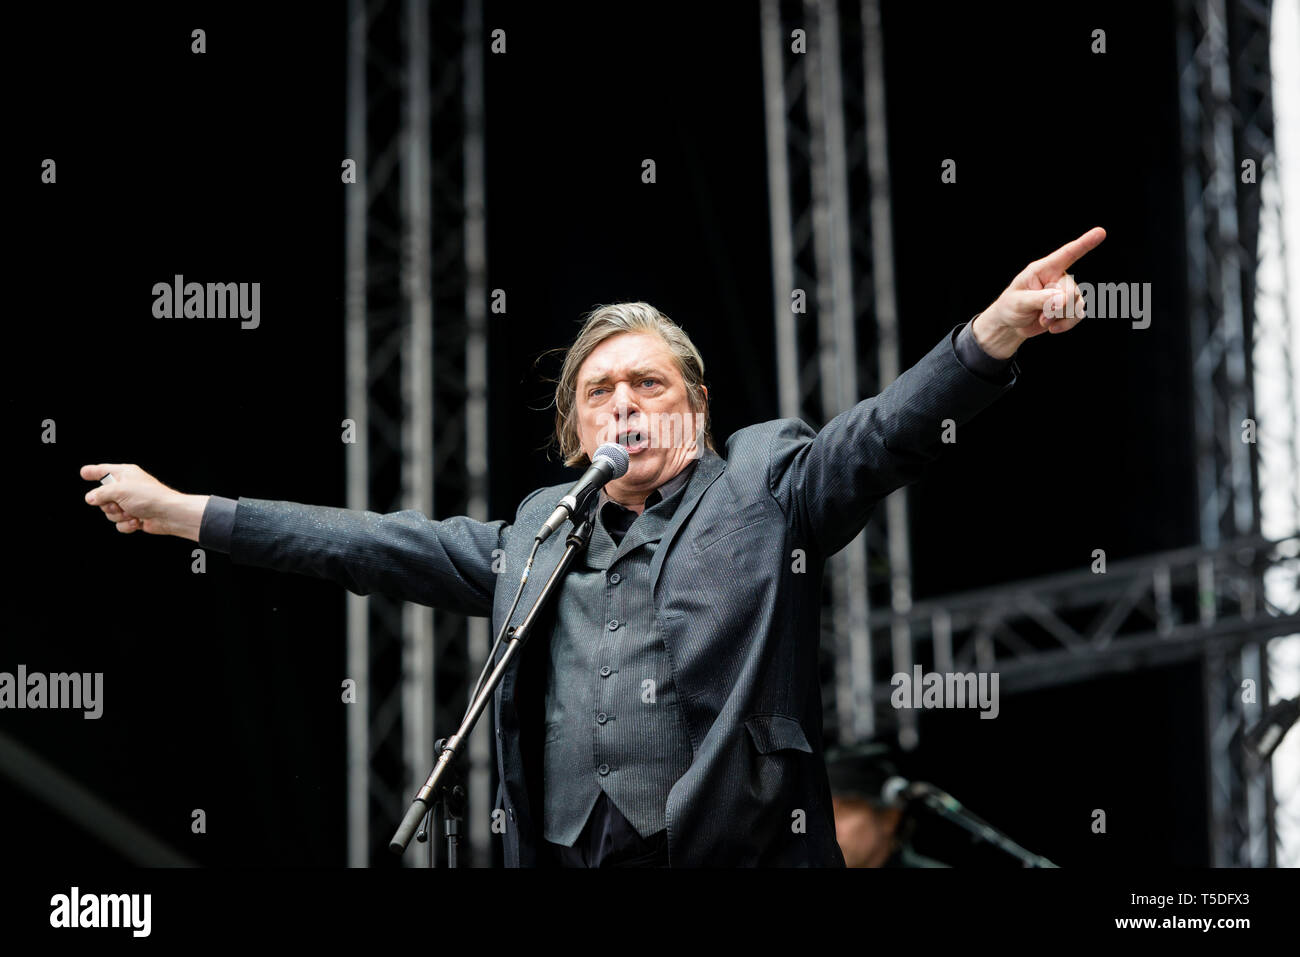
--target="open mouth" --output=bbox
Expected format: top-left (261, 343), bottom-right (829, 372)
top-left (617, 429), bottom-right (650, 453)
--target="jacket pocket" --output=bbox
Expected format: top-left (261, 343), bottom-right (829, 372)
top-left (744, 712), bottom-right (813, 754)
top-left (692, 499), bottom-right (773, 552)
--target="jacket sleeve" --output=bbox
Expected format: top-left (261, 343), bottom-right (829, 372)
top-left (225, 497), bottom-right (518, 617)
top-left (766, 323), bottom-right (1017, 557)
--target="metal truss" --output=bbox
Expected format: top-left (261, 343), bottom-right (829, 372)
top-left (1178, 0), bottom-right (1288, 867)
top-left (871, 529), bottom-right (1299, 865)
top-left (762, 0), bottom-right (909, 748)
top-left (871, 528), bottom-right (1300, 866)
top-left (865, 533), bottom-right (1300, 701)
top-left (345, 0), bottom-right (490, 867)
top-left (764, 0), bottom-right (1294, 867)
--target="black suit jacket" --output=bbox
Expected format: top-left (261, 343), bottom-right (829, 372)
top-left (223, 323), bottom-right (1016, 865)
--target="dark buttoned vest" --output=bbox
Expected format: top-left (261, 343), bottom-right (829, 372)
top-left (542, 463), bottom-right (697, 846)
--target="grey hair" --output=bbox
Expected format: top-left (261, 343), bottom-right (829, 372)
top-left (547, 302), bottom-right (715, 468)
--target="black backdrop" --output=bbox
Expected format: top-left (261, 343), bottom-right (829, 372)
top-left (10, 0), bottom-right (1203, 866)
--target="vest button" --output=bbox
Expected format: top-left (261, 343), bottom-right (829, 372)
top-left (598, 763), bottom-right (610, 776)
top-left (609, 572), bottom-right (621, 584)
top-left (597, 712), bottom-right (608, 724)
top-left (607, 619), bottom-right (619, 631)
top-left (599, 666), bottom-right (611, 677)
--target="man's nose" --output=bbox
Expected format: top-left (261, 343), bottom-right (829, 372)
top-left (612, 384), bottom-right (641, 417)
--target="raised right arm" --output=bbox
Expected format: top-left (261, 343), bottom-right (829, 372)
top-left (221, 497), bottom-right (509, 616)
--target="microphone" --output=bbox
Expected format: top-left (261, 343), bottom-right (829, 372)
top-left (882, 776), bottom-right (960, 814)
top-left (881, 775), bottom-right (929, 807)
top-left (882, 775), bottom-right (1059, 867)
top-left (535, 442), bottom-right (630, 544)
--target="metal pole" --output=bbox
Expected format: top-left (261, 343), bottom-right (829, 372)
top-left (344, 0), bottom-right (370, 868)
top-left (462, 0), bottom-right (492, 867)
top-left (805, 0), bottom-right (873, 742)
top-left (761, 0), bottom-right (799, 422)
top-left (862, 0), bottom-right (911, 748)
top-left (401, 0), bottom-right (435, 866)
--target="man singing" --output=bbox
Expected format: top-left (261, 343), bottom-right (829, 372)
top-left (81, 227), bottom-right (1102, 866)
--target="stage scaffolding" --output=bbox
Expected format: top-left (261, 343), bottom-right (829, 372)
top-left (344, 0), bottom-right (490, 867)
top-left (337, 0), bottom-right (1297, 869)
top-left (763, 0), bottom-right (1298, 866)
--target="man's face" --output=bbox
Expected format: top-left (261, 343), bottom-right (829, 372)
top-left (574, 332), bottom-right (706, 505)
top-left (832, 794), bottom-right (902, 868)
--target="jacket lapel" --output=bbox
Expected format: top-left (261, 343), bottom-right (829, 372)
top-left (648, 447), bottom-right (727, 600)
top-left (501, 446), bottom-right (727, 664)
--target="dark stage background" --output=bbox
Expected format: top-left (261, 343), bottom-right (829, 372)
top-left (9, 0), bottom-right (1202, 866)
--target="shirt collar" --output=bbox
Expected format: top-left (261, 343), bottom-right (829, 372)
top-left (595, 458), bottom-right (698, 514)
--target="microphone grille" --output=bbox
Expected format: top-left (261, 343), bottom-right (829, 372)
top-left (593, 442), bottom-right (630, 478)
top-left (880, 776), bottom-right (911, 807)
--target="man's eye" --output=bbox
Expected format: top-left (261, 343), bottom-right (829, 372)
top-left (590, 388), bottom-right (606, 398)
top-left (641, 379), bottom-right (657, 388)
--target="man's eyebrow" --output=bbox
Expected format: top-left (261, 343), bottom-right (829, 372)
top-left (582, 367), bottom-right (666, 388)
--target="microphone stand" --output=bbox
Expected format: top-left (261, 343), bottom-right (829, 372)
top-left (411, 735), bottom-right (466, 867)
top-left (389, 516), bottom-right (595, 863)
top-left (910, 786), bottom-right (1057, 868)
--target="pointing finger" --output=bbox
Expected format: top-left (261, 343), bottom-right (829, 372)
top-left (1033, 227), bottom-right (1106, 278)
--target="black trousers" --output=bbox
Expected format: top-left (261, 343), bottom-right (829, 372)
top-left (543, 791), bottom-right (669, 867)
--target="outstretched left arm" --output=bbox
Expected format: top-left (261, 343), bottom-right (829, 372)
top-left (768, 227), bottom-right (1106, 557)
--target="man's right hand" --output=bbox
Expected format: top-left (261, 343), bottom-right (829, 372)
top-left (80, 463), bottom-right (209, 541)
